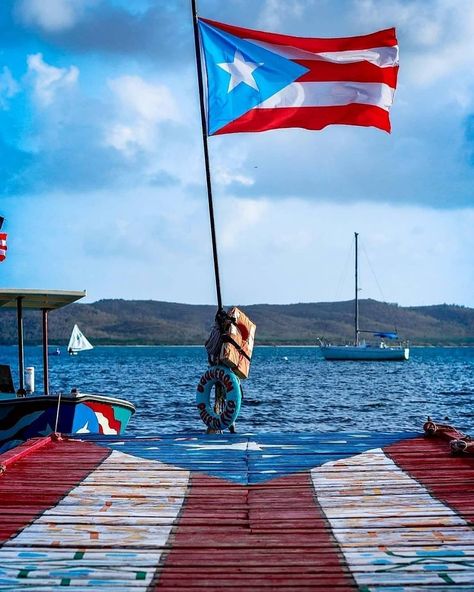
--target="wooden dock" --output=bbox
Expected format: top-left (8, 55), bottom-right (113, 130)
top-left (1, 430), bottom-right (474, 590)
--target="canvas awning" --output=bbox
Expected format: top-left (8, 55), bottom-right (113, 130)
top-left (0, 289), bottom-right (86, 311)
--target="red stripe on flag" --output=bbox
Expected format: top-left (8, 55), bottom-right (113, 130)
top-left (0, 233), bottom-right (6, 241)
top-left (297, 61), bottom-right (399, 88)
top-left (0, 439), bottom-right (110, 543)
top-left (386, 437), bottom-right (474, 522)
top-left (201, 18), bottom-right (397, 52)
top-left (214, 104), bottom-right (391, 135)
top-left (155, 473), bottom-right (356, 591)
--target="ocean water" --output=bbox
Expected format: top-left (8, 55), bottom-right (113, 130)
top-left (1, 345), bottom-right (474, 435)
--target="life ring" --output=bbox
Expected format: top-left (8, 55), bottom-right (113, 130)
top-left (196, 365), bottom-right (241, 430)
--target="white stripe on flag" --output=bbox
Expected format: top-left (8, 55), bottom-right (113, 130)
top-left (247, 40), bottom-right (399, 67)
top-left (258, 81), bottom-right (395, 111)
top-left (0, 450), bottom-right (190, 589)
top-left (311, 448), bottom-right (474, 588)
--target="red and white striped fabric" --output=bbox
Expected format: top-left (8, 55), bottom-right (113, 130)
top-left (0, 233), bottom-right (7, 262)
top-left (202, 18), bottom-right (399, 134)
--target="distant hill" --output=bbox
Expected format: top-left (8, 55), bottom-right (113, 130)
top-left (0, 298), bottom-right (473, 346)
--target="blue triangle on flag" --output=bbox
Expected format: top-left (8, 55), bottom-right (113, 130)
top-left (198, 20), bottom-right (309, 135)
top-left (104, 432), bottom-right (417, 485)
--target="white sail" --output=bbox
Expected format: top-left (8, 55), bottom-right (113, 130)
top-left (68, 324), bottom-right (93, 353)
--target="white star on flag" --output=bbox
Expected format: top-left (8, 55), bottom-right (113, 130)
top-left (217, 50), bottom-right (263, 93)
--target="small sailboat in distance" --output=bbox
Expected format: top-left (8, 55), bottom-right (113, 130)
top-left (68, 324), bottom-right (93, 355)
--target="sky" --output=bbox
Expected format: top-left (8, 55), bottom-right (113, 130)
top-left (1, 0), bottom-right (474, 307)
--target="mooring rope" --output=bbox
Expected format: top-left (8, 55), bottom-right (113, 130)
top-left (54, 392), bottom-right (62, 433)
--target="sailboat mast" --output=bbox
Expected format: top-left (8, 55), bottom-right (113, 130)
top-left (354, 232), bottom-right (359, 345)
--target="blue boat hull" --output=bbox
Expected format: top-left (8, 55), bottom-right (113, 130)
top-left (0, 393), bottom-right (135, 453)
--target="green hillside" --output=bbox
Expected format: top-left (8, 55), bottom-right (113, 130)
top-left (0, 298), bottom-right (473, 346)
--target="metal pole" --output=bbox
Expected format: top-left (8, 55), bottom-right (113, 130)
top-left (191, 0), bottom-right (223, 311)
top-left (16, 296), bottom-right (25, 393)
top-left (354, 232), bottom-right (359, 345)
top-left (42, 309), bottom-right (49, 396)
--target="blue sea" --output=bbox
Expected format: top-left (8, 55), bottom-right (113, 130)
top-left (1, 345), bottom-right (473, 435)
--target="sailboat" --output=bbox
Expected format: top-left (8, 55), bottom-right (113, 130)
top-left (319, 233), bottom-right (409, 361)
top-left (68, 324), bottom-right (93, 355)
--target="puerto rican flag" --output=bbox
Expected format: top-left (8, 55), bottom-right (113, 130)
top-left (0, 233), bottom-right (7, 262)
top-left (198, 18), bottom-right (399, 135)
top-left (1, 432), bottom-right (474, 589)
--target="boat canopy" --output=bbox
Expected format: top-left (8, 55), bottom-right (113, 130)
top-left (0, 289), bottom-right (86, 396)
top-left (0, 289), bottom-right (85, 311)
top-left (373, 331), bottom-right (398, 340)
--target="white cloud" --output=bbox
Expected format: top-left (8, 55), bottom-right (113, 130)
top-left (26, 53), bottom-right (78, 107)
top-left (214, 169), bottom-right (254, 187)
top-left (0, 67), bottom-right (19, 109)
top-left (356, 0), bottom-right (474, 87)
top-left (108, 76), bottom-right (178, 122)
top-left (4, 185), bottom-right (474, 307)
top-left (212, 142), bottom-right (255, 188)
top-left (15, 0), bottom-right (86, 32)
top-left (214, 197), bottom-right (474, 307)
top-left (105, 75), bottom-right (179, 155)
top-left (5, 0), bottom-right (474, 311)
top-left (219, 198), bottom-right (268, 248)
top-left (257, 0), bottom-right (305, 30)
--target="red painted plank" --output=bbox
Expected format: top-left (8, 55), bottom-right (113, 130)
top-left (155, 472), bottom-right (356, 591)
top-left (0, 439), bottom-right (110, 544)
top-left (386, 436), bottom-right (474, 524)
top-left (0, 436), bottom-right (53, 470)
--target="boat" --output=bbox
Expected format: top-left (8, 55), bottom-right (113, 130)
top-left (0, 289), bottom-right (135, 453)
top-left (68, 323), bottom-right (93, 355)
top-left (48, 347), bottom-right (61, 356)
top-left (320, 233), bottom-right (409, 361)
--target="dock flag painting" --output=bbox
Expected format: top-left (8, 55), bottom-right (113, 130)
top-left (3, 433), bottom-right (474, 589)
top-left (198, 18), bottom-right (399, 135)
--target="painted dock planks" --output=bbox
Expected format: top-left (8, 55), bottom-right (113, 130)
top-left (0, 431), bottom-right (473, 589)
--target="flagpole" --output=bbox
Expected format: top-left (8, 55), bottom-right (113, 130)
top-left (191, 0), bottom-right (223, 311)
